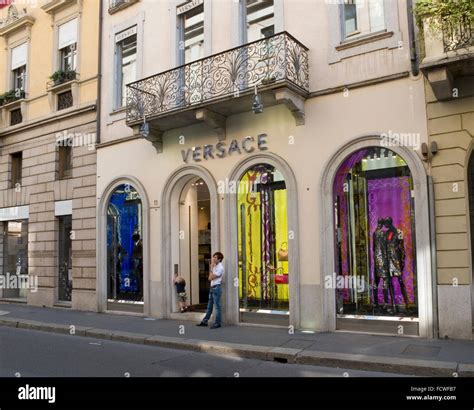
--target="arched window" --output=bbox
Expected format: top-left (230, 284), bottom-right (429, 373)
top-left (237, 164), bottom-right (289, 318)
top-left (333, 147), bottom-right (418, 319)
top-left (106, 184), bottom-right (143, 306)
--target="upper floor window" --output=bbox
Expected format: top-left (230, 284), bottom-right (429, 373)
top-left (10, 151), bottom-right (22, 188)
top-left (343, 0), bottom-right (385, 39)
top-left (58, 140), bottom-right (73, 179)
top-left (60, 44), bottom-right (77, 71)
top-left (115, 27), bottom-right (137, 108)
top-left (11, 43), bottom-right (27, 92)
top-left (58, 18), bottom-right (78, 71)
top-left (184, 4), bottom-right (204, 63)
top-left (244, 0), bottom-right (274, 43)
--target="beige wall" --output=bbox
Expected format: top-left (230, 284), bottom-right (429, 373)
top-left (428, 90), bottom-right (474, 286)
top-left (97, 75), bottom-right (429, 309)
top-left (98, 0), bottom-right (433, 330)
top-left (0, 0), bottom-right (99, 127)
top-left (0, 0), bottom-right (99, 310)
top-left (424, 80), bottom-right (474, 339)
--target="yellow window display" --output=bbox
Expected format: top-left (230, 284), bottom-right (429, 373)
top-left (237, 164), bottom-right (289, 312)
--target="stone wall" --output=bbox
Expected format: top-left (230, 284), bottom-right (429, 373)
top-left (426, 82), bottom-right (474, 339)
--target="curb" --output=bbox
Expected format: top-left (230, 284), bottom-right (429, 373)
top-left (0, 318), bottom-right (472, 377)
top-left (295, 350), bottom-right (458, 377)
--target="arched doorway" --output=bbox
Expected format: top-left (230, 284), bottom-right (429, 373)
top-left (173, 177), bottom-right (212, 312)
top-left (162, 166), bottom-right (220, 321)
top-left (106, 183), bottom-right (144, 313)
top-left (321, 136), bottom-right (433, 337)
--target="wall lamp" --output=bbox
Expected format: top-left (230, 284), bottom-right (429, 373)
top-left (252, 84), bottom-right (263, 114)
top-left (139, 114), bottom-right (150, 139)
top-left (421, 141), bottom-right (438, 160)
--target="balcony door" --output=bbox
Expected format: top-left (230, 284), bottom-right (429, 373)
top-left (242, 0), bottom-right (275, 44)
top-left (177, 1), bottom-right (205, 106)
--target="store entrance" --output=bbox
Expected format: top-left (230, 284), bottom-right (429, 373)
top-left (0, 220), bottom-right (28, 301)
top-left (177, 178), bottom-right (211, 313)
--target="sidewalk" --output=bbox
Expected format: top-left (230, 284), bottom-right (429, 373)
top-left (0, 302), bottom-right (473, 377)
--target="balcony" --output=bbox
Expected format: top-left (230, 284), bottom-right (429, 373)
top-left (126, 32), bottom-right (309, 150)
top-left (420, 14), bottom-right (474, 100)
top-left (47, 70), bottom-right (79, 91)
top-left (0, 90), bottom-right (26, 108)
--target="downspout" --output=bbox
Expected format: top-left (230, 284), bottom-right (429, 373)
top-left (407, 0), bottom-right (420, 76)
top-left (96, 0), bottom-right (103, 145)
top-left (428, 175), bottom-right (439, 339)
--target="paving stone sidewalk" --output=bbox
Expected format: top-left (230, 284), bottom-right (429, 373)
top-left (0, 302), bottom-right (473, 377)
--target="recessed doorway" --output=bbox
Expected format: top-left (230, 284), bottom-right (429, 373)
top-left (174, 178), bottom-right (212, 313)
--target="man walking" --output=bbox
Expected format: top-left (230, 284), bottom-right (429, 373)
top-left (197, 252), bottom-right (224, 329)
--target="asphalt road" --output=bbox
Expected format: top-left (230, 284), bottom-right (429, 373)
top-left (0, 327), bottom-right (408, 377)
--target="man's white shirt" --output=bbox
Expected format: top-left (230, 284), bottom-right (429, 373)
top-left (211, 262), bottom-right (224, 287)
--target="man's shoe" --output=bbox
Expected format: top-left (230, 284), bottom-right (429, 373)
top-left (196, 322), bottom-right (207, 327)
top-left (210, 324), bottom-right (221, 329)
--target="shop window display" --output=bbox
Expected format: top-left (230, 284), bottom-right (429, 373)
top-left (1, 220), bottom-right (28, 300)
top-left (237, 164), bottom-right (289, 312)
top-left (333, 147), bottom-right (418, 318)
top-left (106, 184), bottom-right (143, 303)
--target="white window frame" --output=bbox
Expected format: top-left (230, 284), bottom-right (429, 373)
top-left (54, 16), bottom-right (81, 73)
top-left (327, 0), bottom-right (402, 63)
top-left (342, 0), bottom-right (386, 40)
top-left (59, 43), bottom-right (77, 72)
top-left (10, 42), bottom-right (28, 94)
top-left (109, 14), bottom-right (144, 115)
top-left (236, 0), bottom-right (284, 46)
top-left (115, 29), bottom-right (137, 109)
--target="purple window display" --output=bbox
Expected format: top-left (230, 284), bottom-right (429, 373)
top-left (333, 147), bottom-right (418, 318)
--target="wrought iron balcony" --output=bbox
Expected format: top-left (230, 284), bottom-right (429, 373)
top-left (441, 16), bottom-right (473, 52)
top-left (126, 32), bottom-right (309, 134)
top-left (420, 13), bottom-right (474, 101)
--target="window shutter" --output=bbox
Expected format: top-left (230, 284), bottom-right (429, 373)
top-left (11, 43), bottom-right (28, 70)
top-left (58, 18), bottom-right (78, 50)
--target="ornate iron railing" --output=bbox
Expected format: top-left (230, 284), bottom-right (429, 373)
top-left (126, 32), bottom-right (309, 124)
top-left (442, 16), bottom-right (473, 52)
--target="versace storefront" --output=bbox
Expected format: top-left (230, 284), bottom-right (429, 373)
top-left (98, 71), bottom-right (433, 337)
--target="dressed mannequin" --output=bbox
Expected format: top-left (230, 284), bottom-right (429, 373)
top-left (372, 218), bottom-right (390, 311)
top-left (384, 217), bottom-right (410, 312)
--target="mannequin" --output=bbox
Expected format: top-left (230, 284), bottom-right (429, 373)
top-left (384, 217), bottom-right (410, 312)
top-left (372, 217), bottom-right (390, 311)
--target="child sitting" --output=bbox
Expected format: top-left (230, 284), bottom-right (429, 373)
top-left (173, 273), bottom-right (188, 313)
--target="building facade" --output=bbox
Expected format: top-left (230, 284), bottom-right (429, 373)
top-left (97, 0), bottom-right (445, 338)
top-left (418, 6), bottom-right (474, 340)
top-left (0, 0), bottom-right (99, 310)
top-left (2, 0), bottom-right (470, 341)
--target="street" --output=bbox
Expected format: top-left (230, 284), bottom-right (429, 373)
top-left (0, 327), bottom-right (409, 377)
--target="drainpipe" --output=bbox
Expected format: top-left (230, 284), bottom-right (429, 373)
top-left (428, 175), bottom-right (439, 339)
top-left (407, 0), bottom-right (420, 76)
top-left (96, 0), bottom-right (103, 145)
